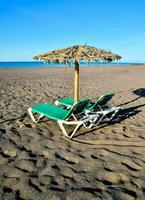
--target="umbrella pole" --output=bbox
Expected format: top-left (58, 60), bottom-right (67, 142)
top-left (74, 60), bottom-right (79, 102)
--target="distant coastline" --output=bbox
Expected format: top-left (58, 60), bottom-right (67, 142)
top-left (0, 61), bottom-right (144, 68)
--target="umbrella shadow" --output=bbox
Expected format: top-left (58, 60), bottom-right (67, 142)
top-left (74, 103), bottom-right (145, 138)
top-left (133, 88), bottom-right (145, 97)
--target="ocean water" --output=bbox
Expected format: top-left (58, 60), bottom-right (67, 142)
top-left (0, 61), bottom-right (142, 68)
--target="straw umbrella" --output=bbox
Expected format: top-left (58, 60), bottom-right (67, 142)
top-left (33, 45), bottom-right (121, 102)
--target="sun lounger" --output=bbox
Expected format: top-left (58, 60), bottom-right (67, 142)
top-left (55, 93), bottom-right (120, 121)
top-left (28, 98), bottom-right (101, 139)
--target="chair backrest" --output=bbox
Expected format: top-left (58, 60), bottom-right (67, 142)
top-left (63, 98), bottom-right (90, 119)
top-left (92, 93), bottom-right (115, 110)
top-left (72, 98), bottom-right (91, 114)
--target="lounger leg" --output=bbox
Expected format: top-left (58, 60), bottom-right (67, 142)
top-left (69, 115), bottom-right (101, 137)
top-left (69, 123), bottom-right (82, 139)
top-left (83, 114), bottom-right (104, 129)
top-left (57, 121), bottom-right (69, 138)
top-left (101, 108), bottom-right (120, 121)
top-left (90, 114), bottom-right (104, 128)
top-left (57, 120), bottom-right (83, 139)
top-left (57, 115), bottom-right (102, 139)
top-left (109, 109), bottom-right (120, 121)
top-left (28, 108), bottom-right (44, 123)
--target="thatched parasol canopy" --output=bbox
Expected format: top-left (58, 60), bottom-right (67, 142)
top-left (33, 45), bottom-right (121, 63)
top-left (33, 45), bottom-right (121, 101)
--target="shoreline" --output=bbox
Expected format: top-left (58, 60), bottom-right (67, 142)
top-left (0, 62), bottom-right (145, 69)
top-left (0, 64), bottom-right (144, 70)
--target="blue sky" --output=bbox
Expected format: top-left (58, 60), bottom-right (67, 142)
top-left (0, 0), bottom-right (145, 62)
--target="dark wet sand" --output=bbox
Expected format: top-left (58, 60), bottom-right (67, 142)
top-left (0, 65), bottom-right (145, 199)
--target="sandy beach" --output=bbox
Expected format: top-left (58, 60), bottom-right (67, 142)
top-left (0, 65), bottom-right (145, 199)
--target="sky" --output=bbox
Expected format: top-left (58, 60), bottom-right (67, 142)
top-left (0, 0), bottom-right (145, 62)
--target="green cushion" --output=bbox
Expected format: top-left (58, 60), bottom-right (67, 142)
top-left (57, 97), bottom-right (94, 110)
top-left (73, 98), bottom-right (90, 114)
top-left (57, 93), bottom-right (115, 111)
top-left (57, 98), bottom-right (90, 113)
top-left (86, 93), bottom-right (115, 110)
top-left (31, 98), bottom-right (90, 121)
top-left (96, 93), bottom-right (115, 106)
top-left (31, 103), bottom-right (70, 121)
top-left (57, 98), bottom-right (74, 106)
top-left (85, 102), bottom-right (97, 111)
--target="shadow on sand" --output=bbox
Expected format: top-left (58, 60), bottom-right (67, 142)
top-left (1, 89), bottom-right (145, 139)
top-left (0, 113), bottom-right (27, 125)
top-left (117, 88), bottom-right (145, 107)
top-left (133, 88), bottom-right (145, 97)
top-left (74, 102), bottom-right (145, 138)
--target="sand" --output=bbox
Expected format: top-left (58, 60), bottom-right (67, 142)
top-left (0, 65), bottom-right (145, 200)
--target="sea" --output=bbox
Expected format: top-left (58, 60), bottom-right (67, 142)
top-left (0, 61), bottom-right (143, 68)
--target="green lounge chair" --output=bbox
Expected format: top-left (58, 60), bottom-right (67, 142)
top-left (55, 93), bottom-right (120, 121)
top-left (28, 98), bottom-right (101, 139)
